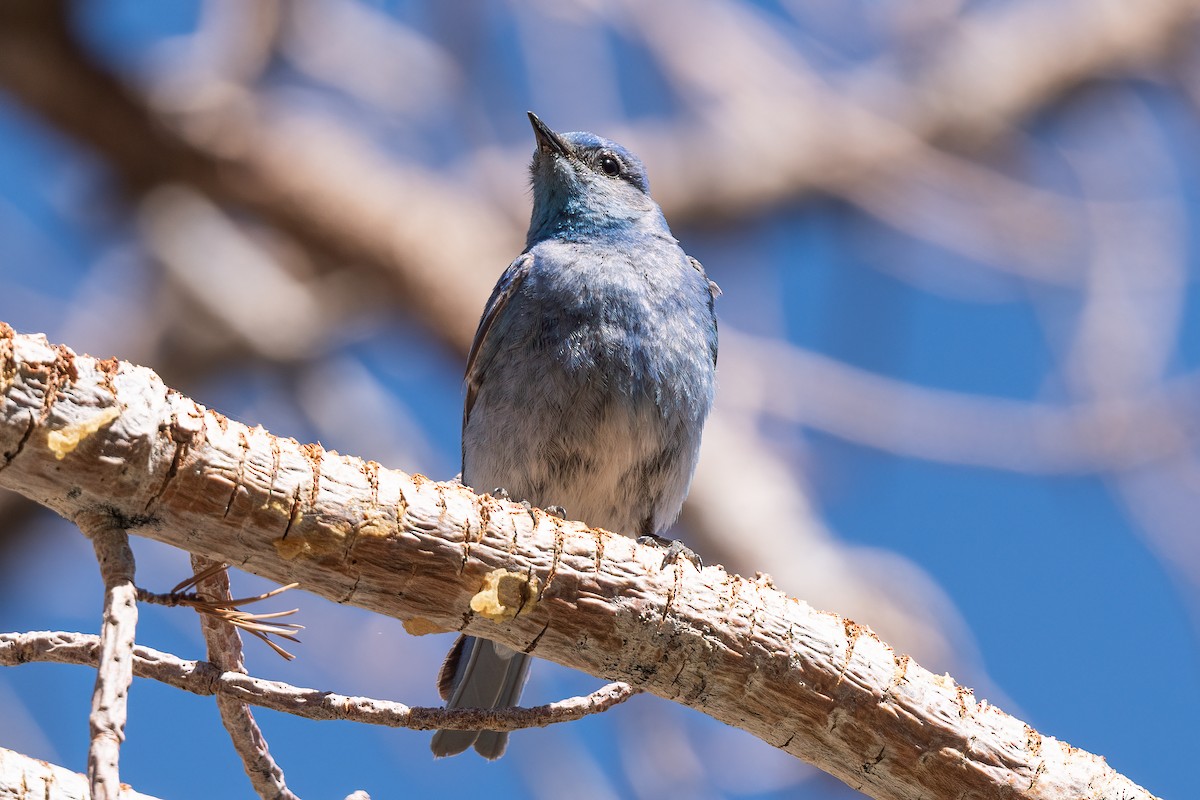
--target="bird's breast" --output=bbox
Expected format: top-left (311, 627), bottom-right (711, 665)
top-left (462, 237), bottom-right (715, 535)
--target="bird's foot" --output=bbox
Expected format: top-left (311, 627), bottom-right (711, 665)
top-left (489, 489), bottom-right (566, 526)
top-left (636, 534), bottom-right (704, 569)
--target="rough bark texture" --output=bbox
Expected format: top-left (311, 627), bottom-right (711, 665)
top-left (0, 325), bottom-right (1158, 800)
top-left (77, 513), bottom-right (138, 800)
top-left (0, 745), bottom-right (158, 800)
top-left (190, 556), bottom-right (297, 800)
top-left (0, 631), bottom-right (637, 731)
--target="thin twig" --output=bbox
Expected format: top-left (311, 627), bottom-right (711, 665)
top-left (191, 555), bottom-right (299, 800)
top-left (0, 631), bottom-right (640, 732)
top-left (75, 510), bottom-right (138, 800)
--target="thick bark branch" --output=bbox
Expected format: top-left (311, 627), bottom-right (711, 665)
top-left (0, 325), bottom-right (1158, 800)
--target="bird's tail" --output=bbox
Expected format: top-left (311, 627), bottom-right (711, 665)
top-left (430, 635), bottom-right (532, 760)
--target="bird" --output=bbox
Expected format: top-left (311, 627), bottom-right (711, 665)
top-left (430, 112), bottom-right (719, 760)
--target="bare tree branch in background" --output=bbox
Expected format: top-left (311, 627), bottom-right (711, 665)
top-left (0, 326), bottom-right (1160, 800)
top-left (0, 0), bottom-right (504, 352)
top-left (719, 329), bottom-right (1200, 473)
top-left (4, 0), bottom-right (1196, 342)
top-left (608, 0), bottom-right (1200, 274)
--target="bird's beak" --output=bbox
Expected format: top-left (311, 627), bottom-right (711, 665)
top-left (528, 112), bottom-right (570, 157)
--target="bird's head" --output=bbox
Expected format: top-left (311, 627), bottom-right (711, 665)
top-left (525, 112), bottom-right (665, 244)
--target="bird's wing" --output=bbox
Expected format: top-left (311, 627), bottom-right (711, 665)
top-left (463, 252), bottom-right (535, 431)
top-left (689, 256), bottom-right (720, 367)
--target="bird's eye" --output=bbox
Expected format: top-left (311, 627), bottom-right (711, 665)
top-left (597, 154), bottom-right (622, 178)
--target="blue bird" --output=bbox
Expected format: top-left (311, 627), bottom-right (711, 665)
top-left (430, 113), bottom-right (719, 760)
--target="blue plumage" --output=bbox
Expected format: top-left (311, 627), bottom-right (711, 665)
top-left (431, 113), bottom-right (718, 760)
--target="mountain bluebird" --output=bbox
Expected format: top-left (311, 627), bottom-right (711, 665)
top-left (430, 112), bottom-right (719, 760)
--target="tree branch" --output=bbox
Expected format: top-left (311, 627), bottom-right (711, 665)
top-left (76, 510), bottom-right (138, 800)
top-left (0, 0), bottom-right (503, 354)
top-left (190, 556), bottom-right (298, 800)
top-left (627, 0), bottom-right (1200, 221)
top-left (0, 744), bottom-right (160, 800)
top-left (0, 630), bottom-right (638, 732)
top-left (2, 0), bottom-right (1195, 357)
top-left (0, 324), bottom-right (1158, 800)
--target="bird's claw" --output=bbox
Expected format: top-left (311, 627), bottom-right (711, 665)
top-left (489, 487), bottom-right (534, 524)
top-left (636, 534), bottom-right (703, 569)
top-left (490, 490), bottom-right (565, 526)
